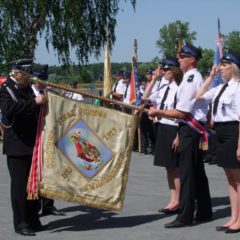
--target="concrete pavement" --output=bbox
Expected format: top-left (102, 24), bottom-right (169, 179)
top-left (0, 143), bottom-right (238, 240)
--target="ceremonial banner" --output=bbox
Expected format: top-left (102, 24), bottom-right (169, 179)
top-left (38, 92), bottom-right (137, 210)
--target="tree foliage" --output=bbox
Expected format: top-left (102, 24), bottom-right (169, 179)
top-left (197, 48), bottom-right (214, 75)
top-left (0, 0), bottom-right (136, 68)
top-left (222, 31), bottom-right (240, 53)
top-left (156, 20), bottom-right (197, 58)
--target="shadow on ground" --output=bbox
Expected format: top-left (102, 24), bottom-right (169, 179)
top-left (47, 206), bottom-right (169, 232)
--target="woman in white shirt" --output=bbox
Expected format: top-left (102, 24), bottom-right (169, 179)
top-left (148, 57), bottom-right (183, 214)
top-left (196, 51), bottom-right (240, 233)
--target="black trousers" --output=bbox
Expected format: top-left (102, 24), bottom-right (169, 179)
top-left (176, 124), bottom-right (212, 224)
top-left (140, 113), bottom-right (155, 152)
top-left (7, 155), bottom-right (40, 231)
top-left (38, 197), bottom-right (54, 213)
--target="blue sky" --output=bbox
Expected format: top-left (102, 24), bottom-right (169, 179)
top-left (35, 0), bottom-right (240, 65)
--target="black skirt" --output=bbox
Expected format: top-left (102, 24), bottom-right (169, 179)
top-left (154, 123), bottom-right (179, 168)
top-left (215, 121), bottom-right (240, 168)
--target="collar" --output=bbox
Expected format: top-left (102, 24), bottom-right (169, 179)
top-left (185, 68), bottom-right (198, 76)
top-left (227, 78), bottom-right (237, 87)
top-left (169, 81), bottom-right (177, 89)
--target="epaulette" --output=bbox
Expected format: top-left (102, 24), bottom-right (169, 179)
top-left (187, 74), bottom-right (194, 82)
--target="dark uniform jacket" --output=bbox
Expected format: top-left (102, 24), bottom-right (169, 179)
top-left (0, 77), bottom-right (39, 156)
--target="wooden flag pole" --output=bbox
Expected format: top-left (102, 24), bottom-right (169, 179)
top-left (133, 39), bottom-right (142, 153)
top-left (31, 77), bottom-right (149, 114)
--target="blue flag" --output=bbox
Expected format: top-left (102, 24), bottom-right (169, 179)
top-left (210, 18), bottom-right (223, 88)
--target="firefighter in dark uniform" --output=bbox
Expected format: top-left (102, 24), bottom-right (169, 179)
top-left (0, 59), bottom-right (48, 236)
top-left (148, 43), bottom-right (212, 228)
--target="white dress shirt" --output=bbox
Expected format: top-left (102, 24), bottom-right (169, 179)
top-left (112, 79), bottom-right (125, 95)
top-left (32, 84), bottom-right (45, 96)
top-left (176, 68), bottom-right (208, 122)
top-left (155, 81), bottom-right (178, 126)
top-left (203, 78), bottom-right (240, 122)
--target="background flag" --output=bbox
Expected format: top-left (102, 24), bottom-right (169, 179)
top-left (130, 56), bottom-right (142, 106)
top-left (103, 34), bottom-right (112, 97)
top-left (210, 18), bottom-right (223, 88)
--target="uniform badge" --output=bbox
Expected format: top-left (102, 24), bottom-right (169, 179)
top-left (187, 74), bottom-right (194, 82)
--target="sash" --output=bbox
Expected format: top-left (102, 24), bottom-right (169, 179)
top-left (27, 105), bottom-right (45, 199)
top-left (183, 114), bottom-right (208, 150)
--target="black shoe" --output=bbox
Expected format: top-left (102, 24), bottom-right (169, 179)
top-left (42, 207), bottom-right (65, 216)
top-left (15, 228), bottom-right (36, 236)
top-left (203, 155), bottom-right (212, 163)
top-left (164, 220), bottom-right (190, 228)
top-left (194, 215), bottom-right (213, 223)
top-left (216, 226), bottom-right (229, 231)
top-left (208, 156), bottom-right (217, 165)
top-left (30, 223), bottom-right (52, 232)
top-left (159, 208), bottom-right (179, 214)
top-left (147, 148), bottom-right (153, 154)
top-left (159, 208), bottom-right (168, 213)
top-left (225, 228), bottom-right (240, 233)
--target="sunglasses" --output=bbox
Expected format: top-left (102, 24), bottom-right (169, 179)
top-left (179, 55), bottom-right (192, 59)
top-left (162, 68), bottom-right (172, 71)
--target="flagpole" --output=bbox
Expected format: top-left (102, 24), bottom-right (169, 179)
top-left (176, 24), bottom-right (182, 58)
top-left (133, 39), bottom-right (142, 153)
top-left (103, 32), bottom-right (112, 98)
top-left (31, 77), bottom-right (148, 113)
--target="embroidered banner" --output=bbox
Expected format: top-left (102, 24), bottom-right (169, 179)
top-left (39, 92), bottom-right (137, 211)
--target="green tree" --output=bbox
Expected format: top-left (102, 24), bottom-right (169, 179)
top-left (0, 0), bottom-right (136, 69)
top-left (156, 20), bottom-right (197, 58)
top-left (222, 31), bottom-right (240, 53)
top-left (197, 48), bottom-right (214, 76)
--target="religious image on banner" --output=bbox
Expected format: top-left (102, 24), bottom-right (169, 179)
top-left (29, 92), bottom-right (137, 211)
top-left (58, 120), bottom-right (113, 178)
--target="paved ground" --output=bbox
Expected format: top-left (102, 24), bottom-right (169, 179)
top-left (0, 142), bottom-right (239, 240)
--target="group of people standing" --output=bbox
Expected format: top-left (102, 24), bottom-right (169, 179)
top-left (1, 42), bottom-right (240, 236)
top-left (148, 44), bottom-right (240, 233)
top-left (112, 43), bottom-right (240, 234)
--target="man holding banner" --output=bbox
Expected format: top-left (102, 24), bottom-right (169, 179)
top-left (0, 59), bottom-right (47, 236)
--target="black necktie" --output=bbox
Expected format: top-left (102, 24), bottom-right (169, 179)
top-left (124, 84), bottom-right (129, 98)
top-left (113, 81), bottom-right (119, 92)
top-left (173, 93), bottom-right (177, 108)
top-left (213, 83), bottom-right (228, 115)
top-left (159, 86), bottom-right (170, 110)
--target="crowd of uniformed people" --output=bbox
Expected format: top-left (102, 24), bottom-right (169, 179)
top-left (1, 42), bottom-right (240, 236)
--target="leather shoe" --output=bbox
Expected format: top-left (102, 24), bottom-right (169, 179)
top-left (194, 215), bottom-right (212, 223)
top-left (159, 208), bottom-right (168, 213)
top-left (216, 226), bottom-right (229, 231)
top-left (225, 228), bottom-right (240, 234)
top-left (30, 223), bottom-right (52, 232)
top-left (42, 207), bottom-right (65, 216)
top-left (15, 228), bottom-right (36, 236)
top-left (159, 208), bottom-right (179, 214)
top-left (165, 220), bottom-right (189, 228)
